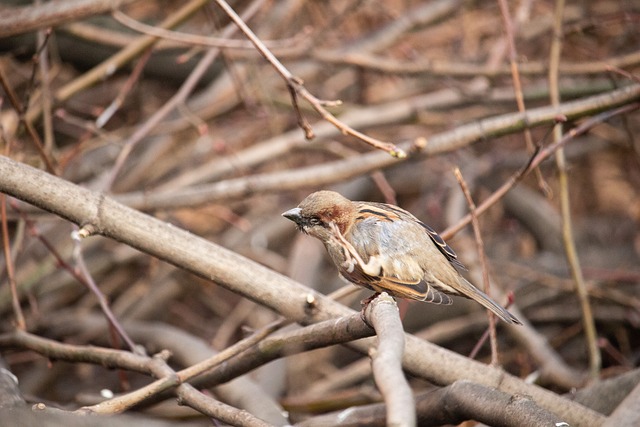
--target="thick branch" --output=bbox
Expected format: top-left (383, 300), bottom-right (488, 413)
top-left (295, 380), bottom-right (565, 427)
top-left (364, 293), bottom-right (415, 427)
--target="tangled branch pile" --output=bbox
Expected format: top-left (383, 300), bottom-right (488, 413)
top-left (0, 0), bottom-right (639, 426)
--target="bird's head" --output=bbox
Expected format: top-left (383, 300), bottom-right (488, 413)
top-left (282, 191), bottom-right (356, 241)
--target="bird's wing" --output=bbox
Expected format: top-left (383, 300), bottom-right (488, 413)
top-left (342, 206), bottom-right (454, 304)
top-left (416, 220), bottom-right (466, 270)
top-left (361, 202), bottom-right (466, 270)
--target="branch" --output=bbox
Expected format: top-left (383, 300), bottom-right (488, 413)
top-left (548, 0), bottom-right (600, 379)
top-left (602, 380), bottom-right (640, 427)
top-left (309, 50), bottom-right (640, 78)
top-left (0, 0), bottom-right (136, 38)
top-left (295, 380), bottom-right (565, 427)
top-left (364, 293), bottom-right (415, 427)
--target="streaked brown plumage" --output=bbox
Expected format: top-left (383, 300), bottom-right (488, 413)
top-left (283, 190), bottom-right (521, 325)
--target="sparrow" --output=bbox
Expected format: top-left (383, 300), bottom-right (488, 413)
top-left (282, 190), bottom-right (521, 325)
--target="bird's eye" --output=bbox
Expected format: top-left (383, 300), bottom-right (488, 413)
top-left (309, 217), bottom-right (322, 226)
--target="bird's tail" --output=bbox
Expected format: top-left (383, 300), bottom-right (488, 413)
top-left (455, 277), bottom-right (522, 325)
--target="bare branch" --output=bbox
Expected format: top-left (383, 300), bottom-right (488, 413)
top-left (364, 293), bottom-right (415, 427)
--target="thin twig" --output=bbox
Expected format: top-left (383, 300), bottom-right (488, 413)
top-left (606, 65), bottom-right (640, 84)
top-left (497, 0), bottom-right (550, 195)
top-left (71, 229), bottom-right (140, 353)
top-left (0, 196), bottom-right (25, 330)
top-left (0, 66), bottom-right (57, 174)
top-left (287, 82), bottom-right (314, 139)
top-left (548, 0), bottom-right (600, 379)
top-left (112, 9), bottom-right (301, 50)
top-left (9, 201), bottom-right (138, 351)
top-left (95, 47), bottom-right (153, 129)
top-left (0, 128), bottom-right (25, 329)
top-left (213, 0), bottom-right (407, 158)
top-left (33, 27), bottom-right (55, 153)
top-left (453, 168), bottom-right (499, 366)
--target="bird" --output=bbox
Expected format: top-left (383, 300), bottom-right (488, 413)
top-left (282, 190), bottom-right (521, 325)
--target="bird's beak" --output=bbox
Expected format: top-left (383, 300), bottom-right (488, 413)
top-left (282, 207), bottom-right (302, 222)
